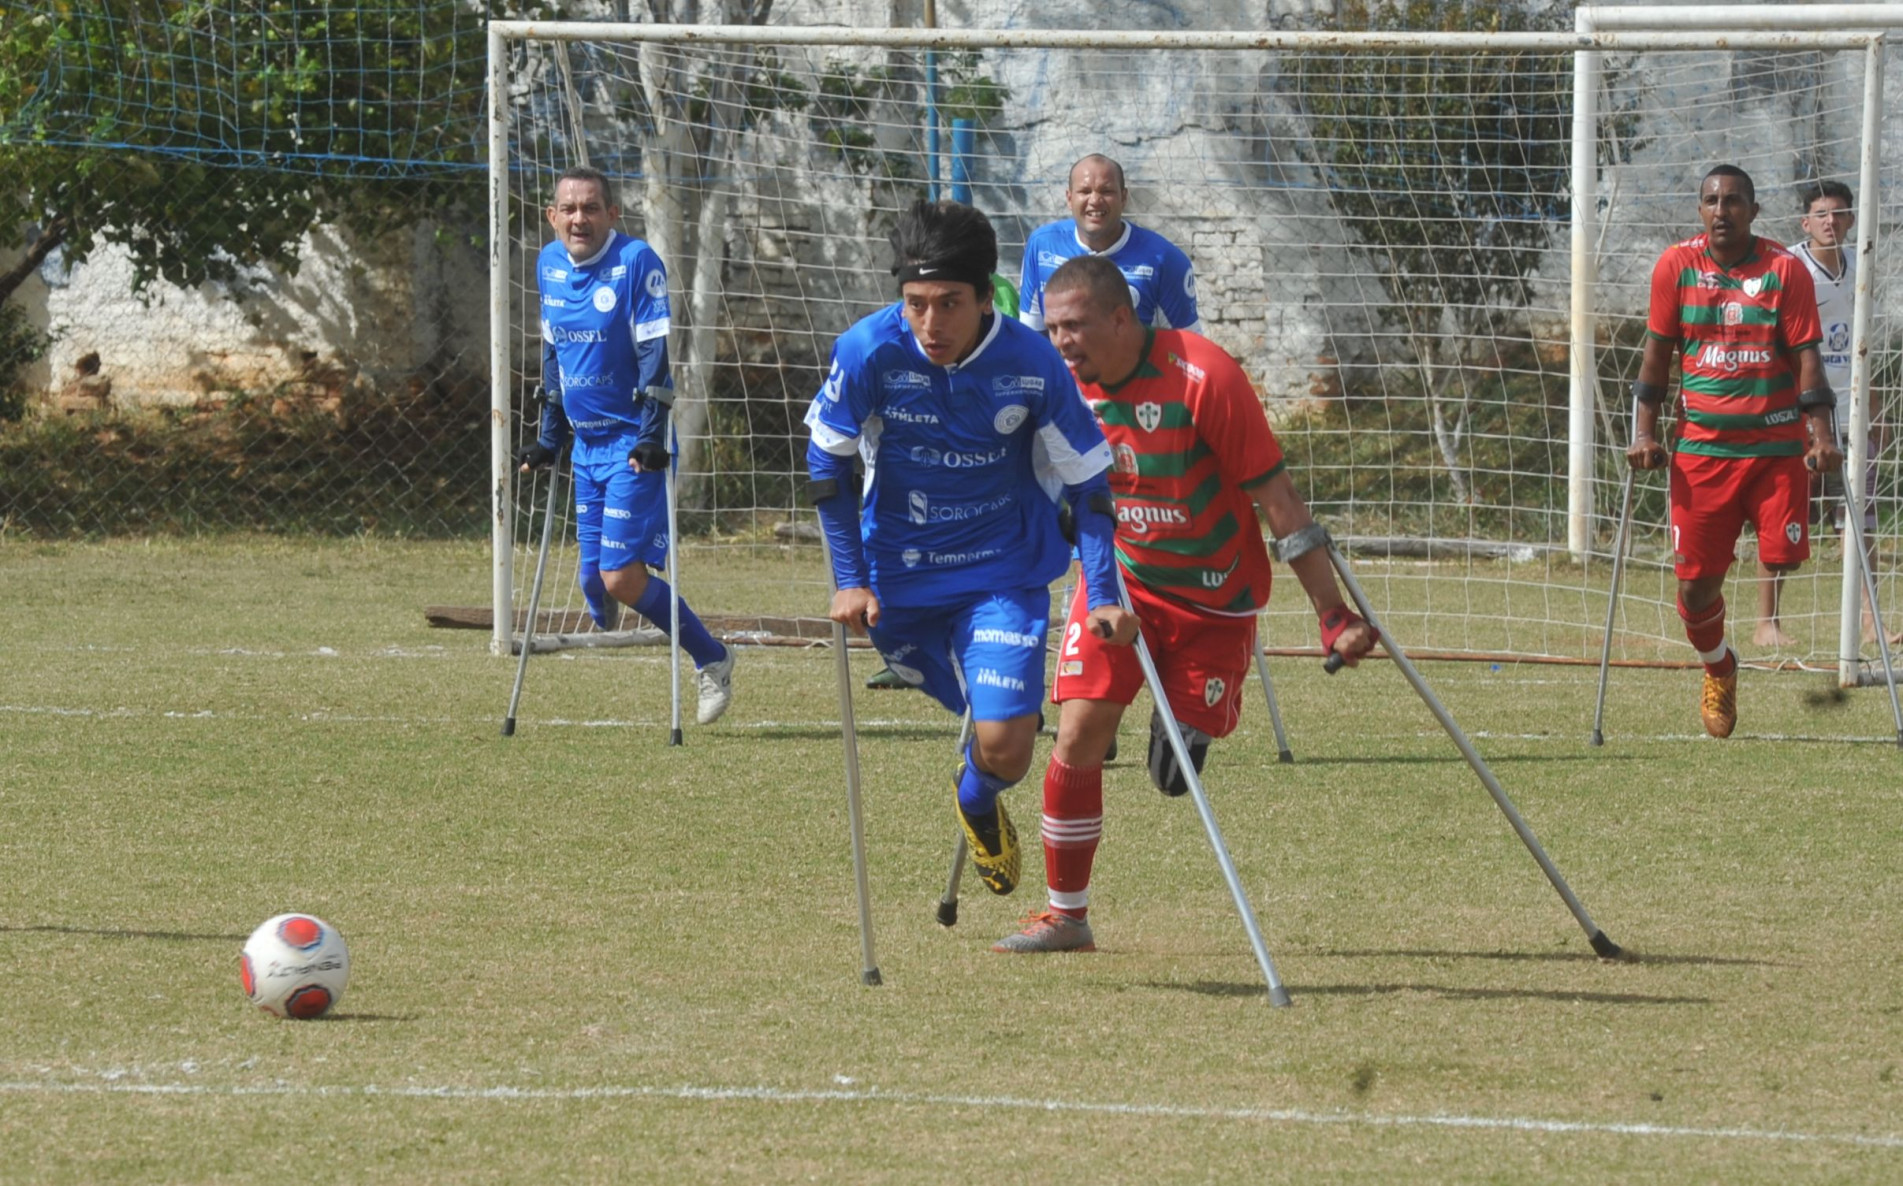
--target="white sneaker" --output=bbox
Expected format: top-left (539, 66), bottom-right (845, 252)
top-left (696, 648), bottom-right (736, 725)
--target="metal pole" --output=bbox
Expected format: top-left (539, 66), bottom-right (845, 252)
top-left (488, 25), bottom-right (515, 655)
top-left (1840, 38), bottom-right (1887, 687)
top-left (924, 0), bottom-right (940, 201)
top-left (1326, 544), bottom-right (1622, 958)
top-left (1251, 631), bottom-right (1294, 764)
top-left (1566, 5), bottom-right (1602, 562)
top-left (503, 466), bottom-right (562, 736)
top-left (1838, 456), bottom-right (1903, 744)
top-left (1591, 468), bottom-right (1638, 746)
top-left (665, 410), bottom-right (684, 745)
top-left (1111, 572), bottom-right (1292, 1006)
top-left (935, 709), bottom-right (975, 927)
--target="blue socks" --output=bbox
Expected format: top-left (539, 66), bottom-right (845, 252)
top-left (580, 564), bottom-right (614, 630)
top-left (956, 740), bottom-right (1015, 818)
top-left (632, 576), bottom-right (726, 668)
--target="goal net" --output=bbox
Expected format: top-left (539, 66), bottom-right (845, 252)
top-left (488, 22), bottom-right (1898, 677)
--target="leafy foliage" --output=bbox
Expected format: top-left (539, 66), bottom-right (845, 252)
top-left (0, 1), bottom-right (553, 305)
top-left (0, 301), bottom-right (53, 421)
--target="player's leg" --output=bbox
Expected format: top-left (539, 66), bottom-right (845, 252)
top-left (570, 460), bottom-right (613, 629)
top-left (1753, 558), bottom-right (1795, 649)
top-left (1136, 585), bottom-right (1250, 797)
top-left (946, 588), bottom-right (1051, 897)
top-left (993, 582), bottom-right (1142, 953)
top-left (1671, 454), bottom-right (1751, 737)
top-left (597, 463), bottom-right (736, 723)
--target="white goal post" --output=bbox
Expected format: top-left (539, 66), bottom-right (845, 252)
top-left (485, 20), bottom-right (1896, 677)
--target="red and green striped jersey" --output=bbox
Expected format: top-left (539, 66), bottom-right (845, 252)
top-left (1083, 328), bottom-right (1282, 615)
top-left (1646, 234), bottom-right (1822, 458)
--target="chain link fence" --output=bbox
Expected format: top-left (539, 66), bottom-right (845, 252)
top-left (0, 1), bottom-right (520, 537)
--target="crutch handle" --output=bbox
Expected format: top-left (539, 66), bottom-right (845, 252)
top-left (1323, 651), bottom-right (1345, 674)
top-left (1092, 618), bottom-right (1113, 640)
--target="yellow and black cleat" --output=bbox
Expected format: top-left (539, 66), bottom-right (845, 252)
top-left (956, 797), bottom-right (1020, 897)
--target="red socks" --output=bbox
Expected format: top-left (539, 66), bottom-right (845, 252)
top-left (1042, 757), bottom-right (1103, 920)
top-left (1678, 595), bottom-right (1735, 676)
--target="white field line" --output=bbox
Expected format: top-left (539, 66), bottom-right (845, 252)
top-left (0, 1078), bottom-right (1898, 1151)
top-left (1, 703), bottom-right (1893, 745)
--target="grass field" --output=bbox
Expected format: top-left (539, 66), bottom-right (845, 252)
top-left (3, 537), bottom-right (1901, 1183)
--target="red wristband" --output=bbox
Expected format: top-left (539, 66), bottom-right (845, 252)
top-left (1319, 606), bottom-right (1364, 654)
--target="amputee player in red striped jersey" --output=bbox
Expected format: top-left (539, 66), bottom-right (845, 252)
top-left (991, 254), bottom-right (1378, 954)
top-left (1629, 164), bottom-right (1842, 739)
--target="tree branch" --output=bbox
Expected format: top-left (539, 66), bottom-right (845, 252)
top-left (0, 218), bottom-right (69, 309)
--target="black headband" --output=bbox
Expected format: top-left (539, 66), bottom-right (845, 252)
top-left (894, 261), bottom-right (991, 297)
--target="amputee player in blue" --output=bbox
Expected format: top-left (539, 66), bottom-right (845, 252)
top-left (805, 199), bottom-right (1135, 899)
top-left (1018, 154), bottom-right (1200, 335)
top-left (515, 166), bottom-right (735, 725)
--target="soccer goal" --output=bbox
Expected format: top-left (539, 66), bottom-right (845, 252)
top-left (486, 20), bottom-right (1897, 677)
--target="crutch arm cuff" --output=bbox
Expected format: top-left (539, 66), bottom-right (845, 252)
top-left (1798, 384), bottom-right (1836, 411)
top-left (1631, 380), bottom-right (1668, 408)
top-left (1274, 523), bottom-right (1332, 563)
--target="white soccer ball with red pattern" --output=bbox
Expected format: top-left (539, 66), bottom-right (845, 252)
top-left (240, 913), bottom-right (349, 1019)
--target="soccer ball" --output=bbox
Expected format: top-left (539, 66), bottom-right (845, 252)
top-left (239, 913), bottom-right (349, 1019)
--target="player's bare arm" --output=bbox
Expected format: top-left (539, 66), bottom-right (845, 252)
top-left (1794, 345), bottom-right (1844, 475)
top-left (828, 586), bottom-right (881, 635)
top-left (1628, 335), bottom-right (1676, 470)
top-left (1249, 471), bottom-right (1377, 666)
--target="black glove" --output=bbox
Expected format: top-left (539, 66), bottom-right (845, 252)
top-left (514, 442), bottom-right (557, 470)
top-left (629, 441), bottom-right (670, 473)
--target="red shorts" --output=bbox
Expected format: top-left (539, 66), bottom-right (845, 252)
top-left (1052, 576), bottom-right (1254, 738)
top-left (1668, 451), bottom-right (1810, 580)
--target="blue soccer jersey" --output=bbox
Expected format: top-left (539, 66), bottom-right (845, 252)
top-left (1017, 219), bottom-right (1200, 334)
top-left (537, 229), bottom-right (672, 452)
top-left (804, 307), bottom-right (1114, 607)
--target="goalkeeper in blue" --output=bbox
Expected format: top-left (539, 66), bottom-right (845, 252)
top-left (516, 167), bottom-right (735, 725)
top-left (805, 199), bottom-right (1131, 895)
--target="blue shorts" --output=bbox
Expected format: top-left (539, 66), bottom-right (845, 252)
top-left (869, 587), bottom-right (1050, 721)
top-left (572, 438), bottom-right (667, 574)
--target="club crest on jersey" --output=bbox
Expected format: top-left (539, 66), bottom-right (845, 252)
top-left (1135, 401), bottom-right (1163, 433)
top-left (1184, 269), bottom-right (1197, 299)
top-left (1786, 522), bottom-right (1802, 544)
top-left (1723, 302), bottom-right (1743, 326)
top-left (1113, 443), bottom-right (1139, 475)
top-left (1743, 276), bottom-right (1765, 297)
top-left (993, 404), bottom-right (1028, 434)
top-left (1829, 321), bottom-right (1851, 352)
top-left (592, 286), bottom-right (617, 313)
top-left (645, 269), bottom-right (667, 298)
top-left (1204, 677), bottom-right (1225, 707)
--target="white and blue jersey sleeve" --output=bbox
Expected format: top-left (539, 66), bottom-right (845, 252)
top-left (537, 231), bottom-right (673, 454)
top-left (1017, 219), bottom-right (1200, 335)
top-left (804, 307), bottom-right (1112, 607)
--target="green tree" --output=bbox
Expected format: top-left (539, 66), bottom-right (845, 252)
top-left (1286, 0), bottom-right (1639, 505)
top-left (0, 1), bottom-right (547, 310)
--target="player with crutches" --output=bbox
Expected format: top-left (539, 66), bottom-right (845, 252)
top-left (514, 166), bottom-right (734, 731)
top-left (988, 255), bottom-right (1377, 956)
top-left (1624, 165), bottom-right (1839, 738)
top-left (806, 199), bottom-right (1122, 927)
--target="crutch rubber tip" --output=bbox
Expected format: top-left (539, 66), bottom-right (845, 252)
top-left (1268, 985), bottom-right (1293, 1008)
top-left (1277, 750), bottom-right (1294, 764)
top-left (935, 899), bottom-right (959, 928)
top-left (669, 728), bottom-right (683, 747)
top-left (861, 967), bottom-right (883, 987)
top-left (501, 719), bottom-right (516, 738)
top-left (1589, 931), bottom-right (1624, 960)
top-left (1589, 730), bottom-right (1604, 747)
top-left (1323, 652), bottom-right (1345, 674)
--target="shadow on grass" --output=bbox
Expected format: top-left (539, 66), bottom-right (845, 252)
top-left (747, 726), bottom-right (965, 743)
top-left (1318, 947), bottom-right (1786, 968)
top-left (1144, 979), bottom-right (1711, 1005)
top-left (1299, 752), bottom-right (1643, 766)
top-left (2, 923), bottom-right (247, 942)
